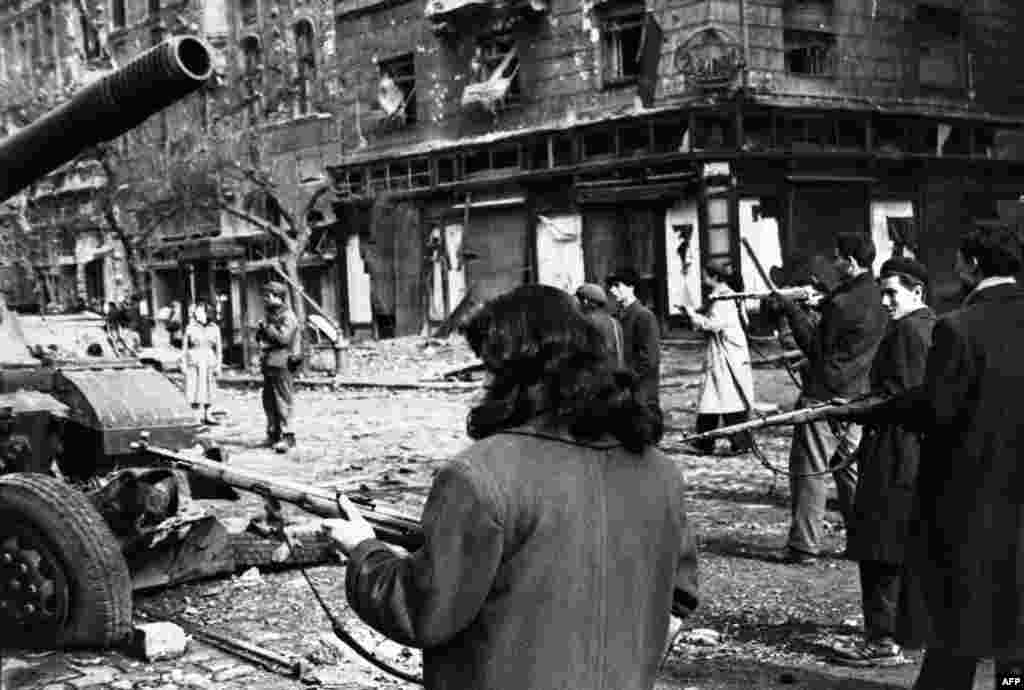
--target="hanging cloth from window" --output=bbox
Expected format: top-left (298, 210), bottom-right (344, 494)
top-left (462, 46), bottom-right (519, 113)
top-left (377, 73), bottom-right (405, 118)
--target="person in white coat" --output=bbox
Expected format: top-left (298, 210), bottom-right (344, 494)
top-left (181, 301), bottom-right (222, 425)
top-left (682, 261), bottom-right (755, 455)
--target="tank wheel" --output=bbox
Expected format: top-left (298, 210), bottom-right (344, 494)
top-left (0, 473), bottom-right (132, 648)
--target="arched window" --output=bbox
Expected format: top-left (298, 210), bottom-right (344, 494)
top-left (293, 19), bottom-right (315, 115)
top-left (240, 34), bottom-right (263, 115)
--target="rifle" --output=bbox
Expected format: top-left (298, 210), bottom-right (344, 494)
top-left (708, 286), bottom-right (818, 302)
top-left (675, 394), bottom-right (890, 445)
top-left (130, 437), bottom-right (424, 551)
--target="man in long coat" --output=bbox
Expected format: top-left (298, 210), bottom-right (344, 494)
top-left (682, 260), bottom-right (754, 455)
top-left (766, 233), bottom-right (888, 563)
top-left (839, 225), bottom-right (1024, 688)
top-left (832, 257), bottom-right (935, 667)
top-left (606, 268), bottom-right (661, 420)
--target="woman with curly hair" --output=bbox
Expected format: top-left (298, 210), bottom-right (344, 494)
top-left (320, 284), bottom-right (699, 690)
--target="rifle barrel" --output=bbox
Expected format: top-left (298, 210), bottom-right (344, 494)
top-left (676, 394), bottom-right (890, 444)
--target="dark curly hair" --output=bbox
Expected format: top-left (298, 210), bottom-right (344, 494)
top-left (961, 224), bottom-right (1023, 278)
top-left (460, 284), bottom-right (662, 453)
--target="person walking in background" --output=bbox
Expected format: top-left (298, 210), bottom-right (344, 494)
top-left (765, 233), bottom-right (887, 564)
top-left (606, 268), bottom-right (662, 426)
top-left (320, 285), bottom-right (698, 690)
top-left (181, 300), bottom-right (222, 426)
top-left (575, 283), bottom-right (624, 367)
top-left (681, 260), bottom-right (754, 456)
top-left (256, 281), bottom-right (299, 454)
top-left (832, 256), bottom-right (935, 668)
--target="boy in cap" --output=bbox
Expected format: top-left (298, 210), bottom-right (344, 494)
top-left (256, 280), bottom-right (300, 453)
top-left (606, 268), bottom-right (662, 424)
top-left (575, 283), bottom-right (624, 368)
top-left (832, 256), bottom-right (934, 667)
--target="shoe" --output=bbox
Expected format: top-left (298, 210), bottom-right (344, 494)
top-left (263, 433), bottom-right (281, 448)
top-left (776, 547), bottom-right (820, 565)
top-left (273, 439), bottom-right (289, 454)
top-left (831, 638), bottom-right (910, 667)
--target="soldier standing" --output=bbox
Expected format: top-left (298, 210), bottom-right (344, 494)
top-left (256, 281), bottom-right (299, 453)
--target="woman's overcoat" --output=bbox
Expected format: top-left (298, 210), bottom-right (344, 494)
top-left (345, 421), bottom-right (699, 690)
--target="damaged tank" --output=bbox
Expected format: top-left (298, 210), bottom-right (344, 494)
top-left (0, 35), bottom-right (226, 649)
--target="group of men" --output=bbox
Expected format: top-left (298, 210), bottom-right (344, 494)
top-left (753, 225), bottom-right (1024, 688)
top-left (575, 268), bottom-right (663, 421)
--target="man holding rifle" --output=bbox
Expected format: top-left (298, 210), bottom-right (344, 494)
top-left (764, 233), bottom-right (887, 564)
top-left (834, 225), bottom-right (1024, 689)
top-left (831, 256), bottom-right (935, 667)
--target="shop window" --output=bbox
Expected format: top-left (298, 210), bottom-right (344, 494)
top-left (784, 29), bottom-right (835, 77)
top-left (917, 4), bottom-right (963, 90)
top-left (600, 2), bottom-right (644, 85)
top-left (294, 19), bottom-right (316, 115)
top-left (378, 53), bottom-right (416, 125)
top-left (112, 0), bottom-right (126, 28)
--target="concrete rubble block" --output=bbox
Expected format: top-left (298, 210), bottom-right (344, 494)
top-left (131, 621), bottom-right (192, 661)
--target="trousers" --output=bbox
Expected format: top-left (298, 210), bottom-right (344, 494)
top-left (694, 411), bottom-right (752, 454)
top-left (787, 401), bottom-right (860, 556)
top-left (859, 560), bottom-right (901, 641)
top-left (262, 366), bottom-right (294, 438)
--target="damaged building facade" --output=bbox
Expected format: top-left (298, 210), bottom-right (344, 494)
top-left (0, 0), bottom-right (346, 367)
top-left (327, 0), bottom-right (1024, 337)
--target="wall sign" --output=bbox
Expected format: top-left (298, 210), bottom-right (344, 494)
top-left (673, 27), bottom-right (743, 93)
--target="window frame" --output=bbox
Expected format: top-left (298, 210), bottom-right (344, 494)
top-left (783, 28), bottom-right (837, 78)
top-left (378, 53), bottom-right (417, 126)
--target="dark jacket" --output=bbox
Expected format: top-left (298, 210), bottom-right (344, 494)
top-left (345, 422), bottom-right (699, 690)
top-left (781, 272), bottom-right (887, 400)
top-left (849, 306), bottom-right (935, 565)
top-left (871, 283), bottom-right (1024, 657)
top-left (619, 300), bottom-right (661, 407)
top-left (585, 309), bottom-right (624, 368)
top-left (257, 306), bottom-right (298, 369)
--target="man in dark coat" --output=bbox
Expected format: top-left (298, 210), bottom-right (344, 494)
top-left (606, 269), bottom-right (661, 419)
top-left (255, 281), bottom-right (299, 454)
top-left (838, 225), bottom-right (1024, 688)
top-left (766, 233), bottom-right (888, 563)
top-left (832, 257), bottom-right (935, 667)
top-left (575, 283), bottom-right (624, 368)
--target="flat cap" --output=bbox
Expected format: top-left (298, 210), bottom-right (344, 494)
top-left (575, 283), bottom-right (608, 306)
top-left (880, 256), bottom-right (929, 286)
top-left (261, 281), bottom-right (288, 297)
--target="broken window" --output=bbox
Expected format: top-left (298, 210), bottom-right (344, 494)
top-left (600, 3), bottom-right (645, 85)
top-left (378, 53), bottom-right (416, 125)
top-left (79, 10), bottom-right (101, 59)
top-left (294, 19), bottom-right (316, 115)
top-left (917, 4), bottom-right (963, 89)
top-left (112, 0), bottom-right (126, 28)
top-left (463, 37), bottom-right (520, 112)
top-left (784, 29), bottom-right (835, 77)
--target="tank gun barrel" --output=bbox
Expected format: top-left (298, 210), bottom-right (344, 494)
top-left (0, 36), bottom-right (214, 203)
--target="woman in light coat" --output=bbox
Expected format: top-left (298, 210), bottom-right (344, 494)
top-left (181, 301), bottom-right (222, 425)
top-left (683, 261), bottom-right (755, 455)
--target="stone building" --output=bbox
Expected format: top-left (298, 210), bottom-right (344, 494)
top-left (326, 0), bottom-right (1024, 336)
top-left (0, 0), bottom-right (345, 367)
